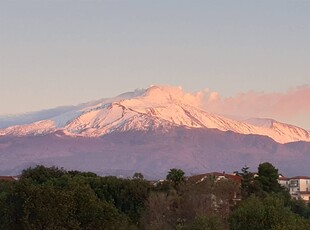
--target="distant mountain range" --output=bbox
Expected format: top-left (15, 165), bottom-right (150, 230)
top-left (0, 86), bottom-right (309, 178)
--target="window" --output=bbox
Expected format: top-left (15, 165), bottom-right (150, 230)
top-left (290, 180), bottom-right (298, 187)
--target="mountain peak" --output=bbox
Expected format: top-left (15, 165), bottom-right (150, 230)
top-left (142, 85), bottom-right (184, 103)
top-left (0, 85), bottom-right (309, 144)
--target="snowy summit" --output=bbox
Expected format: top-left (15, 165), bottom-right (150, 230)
top-left (0, 85), bottom-right (309, 144)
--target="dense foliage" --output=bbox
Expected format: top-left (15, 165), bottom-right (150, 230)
top-left (0, 163), bottom-right (309, 229)
top-left (229, 195), bottom-right (310, 230)
top-left (0, 166), bottom-right (150, 229)
top-left (166, 168), bottom-right (185, 189)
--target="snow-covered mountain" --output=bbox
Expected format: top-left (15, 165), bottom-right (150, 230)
top-left (0, 85), bottom-right (310, 178)
top-left (0, 86), bottom-right (309, 144)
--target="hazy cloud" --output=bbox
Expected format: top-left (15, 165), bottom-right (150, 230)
top-left (199, 85), bottom-right (310, 129)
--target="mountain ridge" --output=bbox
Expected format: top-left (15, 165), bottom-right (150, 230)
top-left (0, 85), bottom-right (309, 144)
top-left (0, 85), bottom-right (309, 178)
top-left (0, 127), bottom-right (309, 178)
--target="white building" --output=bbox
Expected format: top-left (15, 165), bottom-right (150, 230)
top-left (278, 176), bottom-right (310, 202)
top-left (289, 176), bottom-right (310, 192)
top-left (299, 192), bottom-right (310, 202)
top-left (278, 176), bottom-right (290, 190)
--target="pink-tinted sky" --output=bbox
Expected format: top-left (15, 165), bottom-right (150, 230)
top-left (0, 1), bottom-right (309, 129)
top-left (202, 85), bottom-right (310, 130)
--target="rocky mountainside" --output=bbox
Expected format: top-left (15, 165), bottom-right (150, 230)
top-left (0, 127), bottom-right (309, 179)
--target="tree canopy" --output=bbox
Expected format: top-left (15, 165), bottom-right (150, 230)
top-left (166, 168), bottom-right (185, 188)
top-left (1, 163), bottom-right (309, 229)
top-left (256, 162), bottom-right (283, 194)
top-left (0, 165), bottom-right (150, 229)
top-left (229, 195), bottom-right (310, 230)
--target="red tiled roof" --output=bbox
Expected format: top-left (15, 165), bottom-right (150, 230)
top-left (290, 176), bottom-right (310, 180)
top-left (0, 176), bottom-right (15, 181)
top-left (278, 176), bottom-right (289, 180)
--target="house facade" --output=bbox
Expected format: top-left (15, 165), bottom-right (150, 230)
top-left (278, 176), bottom-right (310, 202)
top-left (278, 176), bottom-right (290, 190)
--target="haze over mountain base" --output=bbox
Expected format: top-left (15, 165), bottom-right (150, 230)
top-left (1, 127), bottom-right (309, 178)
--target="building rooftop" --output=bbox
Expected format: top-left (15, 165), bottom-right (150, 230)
top-left (0, 176), bottom-right (16, 181)
top-left (290, 176), bottom-right (310, 180)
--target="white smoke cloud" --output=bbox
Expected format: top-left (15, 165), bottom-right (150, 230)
top-left (200, 85), bottom-right (310, 129)
top-left (146, 85), bottom-right (310, 129)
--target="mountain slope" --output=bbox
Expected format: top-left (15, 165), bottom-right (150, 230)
top-left (0, 127), bottom-right (309, 178)
top-left (0, 85), bottom-right (309, 178)
top-left (0, 86), bottom-right (309, 144)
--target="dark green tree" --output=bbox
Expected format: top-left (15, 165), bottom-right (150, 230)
top-left (229, 195), bottom-right (310, 230)
top-left (240, 166), bottom-right (252, 197)
top-left (166, 168), bottom-right (185, 189)
top-left (289, 199), bottom-right (310, 219)
top-left (0, 166), bottom-right (154, 229)
top-left (184, 214), bottom-right (227, 230)
top-left (4, 174), bottom-right (129, 229)
top-left (256, 162), bottom-right (282, 194)
top-left (240, 165), bottom-right (260, 198)
top-left (0, 180), bottom-right (15, 229)
top-left (133, 172), bottom-right (144, 180)
top-left (20, 165), bottom-right (66, 184)
top-left (89, 176), bottom-right (150, 225)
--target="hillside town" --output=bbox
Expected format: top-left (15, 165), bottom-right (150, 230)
top-left (180, 171), bottom-right (310, 203)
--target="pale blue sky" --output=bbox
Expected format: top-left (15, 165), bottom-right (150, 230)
top-left (1, 1), bottom-right (309, 120)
